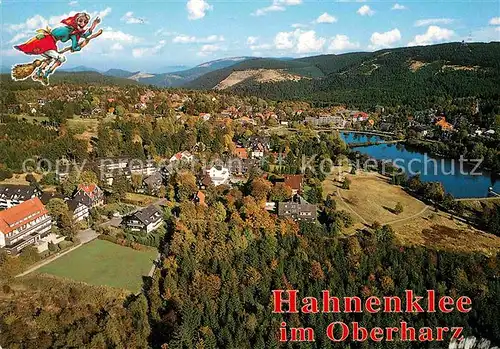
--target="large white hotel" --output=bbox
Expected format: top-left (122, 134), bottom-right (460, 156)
top-left (0, 198), bottom-right (52, 254)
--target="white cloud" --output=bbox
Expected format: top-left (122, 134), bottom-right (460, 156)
top-left (274, 29), bottom-right (326, 53)
top-left (489, 17), bottom-right (500, 25)
top-left (252, 0), bottom-right (302, 16)
top-left (250, 43), bottom-right (273, 51)
top-left (408, 26), bottom-right (455, 46)
top-left (275, 31), bottom-right (294, 49)
top-left (247, 36), bottom-right (259, 45)
top-left (391, 3), bottom-right (407, 10)
top-left (197, 44), bottom-right (224, 56)
top-left (316, 12), bottom-right (337, 24)
top-left (172, 34), bottom-right (224, 43)
top-left (329, 34), bottom-right (360, 52)
top-left (187, 0), bottom-right (212, 20)
top-left (291, 23), bottom-right (308, 28)
top-left (110, 43), bottom-right (124, 51)
top-left (68, 1), bottom-right (78, 6)
top-left (121, 11), bottom-right (147, 24)
top-left (100, 28), bottom-right (141, 43)
top-left (296, 30), bottom-right (326, 53)
top-left (369, 28), bottom-right (401, 49)
top-left (7, 32), bottom-right (31, 44)
top-left (132, 40), bottom-right (166, 58)
top-left (155, 29), bottom-right (177, 37)
top-left (467, 26), bottom-right (500, 42)
top-left (357, 5), bottom-right (374, 16)
top-left (0, 48), bottom-right (18, 57)
top-left (414, 18), bottom-right (454, 27)
top-left (97, 7), bottom-right (112, 19)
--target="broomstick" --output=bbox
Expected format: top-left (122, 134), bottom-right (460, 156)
top-left (11, 29), bottom-right (103, 81)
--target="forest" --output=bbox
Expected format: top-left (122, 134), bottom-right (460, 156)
top-left (144, 194), bottom-right (500, 348)
top-left (187, 42), bottom-right (500, 110)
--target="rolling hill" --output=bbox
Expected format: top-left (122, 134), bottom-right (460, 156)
top-left (184, 42), bottom-right (500, 108)
top-left (134, 57), bottom-right (253, 87)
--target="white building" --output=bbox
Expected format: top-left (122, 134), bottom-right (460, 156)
top-left (0, 198), bottom-right (52, 254)
top-left (207, 166), bottom-right (230, 186)
top-left (68, 199), bottom-right (90, 222)
top-left (170, 151), bottom-right (194, 164)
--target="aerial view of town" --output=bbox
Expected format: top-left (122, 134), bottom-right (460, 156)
top-left (0, 0), bottom-right (499, 348)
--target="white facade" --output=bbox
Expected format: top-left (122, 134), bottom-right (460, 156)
top-left (207, 166), bottom-right (230, 186)
top-left (251, 150), bottom-right (264, 159)
top-left (170, 151), bottom-right (194, 163)
top-left (73, 203), bottom-right (90, 222)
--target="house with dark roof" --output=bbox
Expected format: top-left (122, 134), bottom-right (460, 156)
top-left (122, 205), bottom-right (163, 233)
top-left (41, 192), bottom-right (89, 223)
top-left (143, 172), bottom-right (163, 194)
top-left (0, 185), bottom-right (41, 210)
top-left (277, 195), bottom-right (317, 222)
top-left (67, 198), bottom-right (90, 223)
top-left (73, 184), bottom-right (104, 208)
top-left (0, 198), bottom-right (52, 254)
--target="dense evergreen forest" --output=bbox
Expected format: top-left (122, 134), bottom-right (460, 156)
top-left (187, 42), bottom-right (500, 109)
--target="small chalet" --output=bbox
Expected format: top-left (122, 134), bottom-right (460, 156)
top-left (233, 147), bottom-right (248, 160)
top-left (73, 184), bottom-right (104, 208)
top-left (194, 191), bottom-right (207, 206)
top-left (122, 205), bottom-right (163, 233)
top-left (277, 195), bottom-right (317, 222)
top-left (67, 198), bottom-right (90, 222)
top-left (143, 172), bottom-right (163, 194)
top-left (283, 175), bottom-right (304, 195)
top-left (206, 166), bottom-right (230, 186)
top-left (170, 151), bottom-right (194, 164)
top-left (435, 117), bottom-right (454, 132)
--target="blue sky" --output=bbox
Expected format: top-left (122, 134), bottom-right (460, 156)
top-left (1, 0), bottom-right (499, 71)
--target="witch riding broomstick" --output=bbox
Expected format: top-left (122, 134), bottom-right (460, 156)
top-left (11, 12), bottom-right (102, 85)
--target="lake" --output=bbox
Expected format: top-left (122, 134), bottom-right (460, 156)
top-left (340, 132), bottom-right (500, 198)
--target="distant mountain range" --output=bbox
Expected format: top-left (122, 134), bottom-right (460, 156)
top-left (108, 57), bottom-right (253, 87)
top-left (3, 43), bottom-right (499, 109)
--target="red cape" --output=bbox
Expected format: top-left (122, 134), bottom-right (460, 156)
top-left (14, 35), bottom-right (57, 55)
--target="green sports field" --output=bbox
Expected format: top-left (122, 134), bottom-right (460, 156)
top-left (37, 240), bottom-right (157, 293)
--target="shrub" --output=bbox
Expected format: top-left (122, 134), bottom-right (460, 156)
top-left (342, 178), bottom-right (351, 190)
top-left (58, 240), bottom-right (74, 250)
top-left (394, 202), bottom-right (404, 215)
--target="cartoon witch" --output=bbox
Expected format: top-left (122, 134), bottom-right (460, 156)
top-left (12, 12), bottom-right (102, 85)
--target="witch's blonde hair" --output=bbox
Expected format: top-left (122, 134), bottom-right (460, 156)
top-left (77, 13), bottom-right (91, 22)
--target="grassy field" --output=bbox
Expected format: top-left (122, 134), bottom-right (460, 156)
top-left (124, 192), bottom-right (158, 206)
top-left (0, 173), bottom-right (43, 186)
top-left (323, 172), bottom-right (427, 225)
top-left (37, 240), bottom-right (157, 293)
top-left (323, 171), bottom-right (500, 255)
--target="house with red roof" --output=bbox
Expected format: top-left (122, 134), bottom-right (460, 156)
top-left (0, 198), bottom-right (52, 254)
top-left (284, 174), bottom-right (304, 195)
top-left (233, 147), bottom-right (248, 160)
top-left (73, 184), bottom-right (104, 208)
top-left (351, 111), bottom-right (369, 122)
top-left (169, 151), bottom-right (194, 164)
